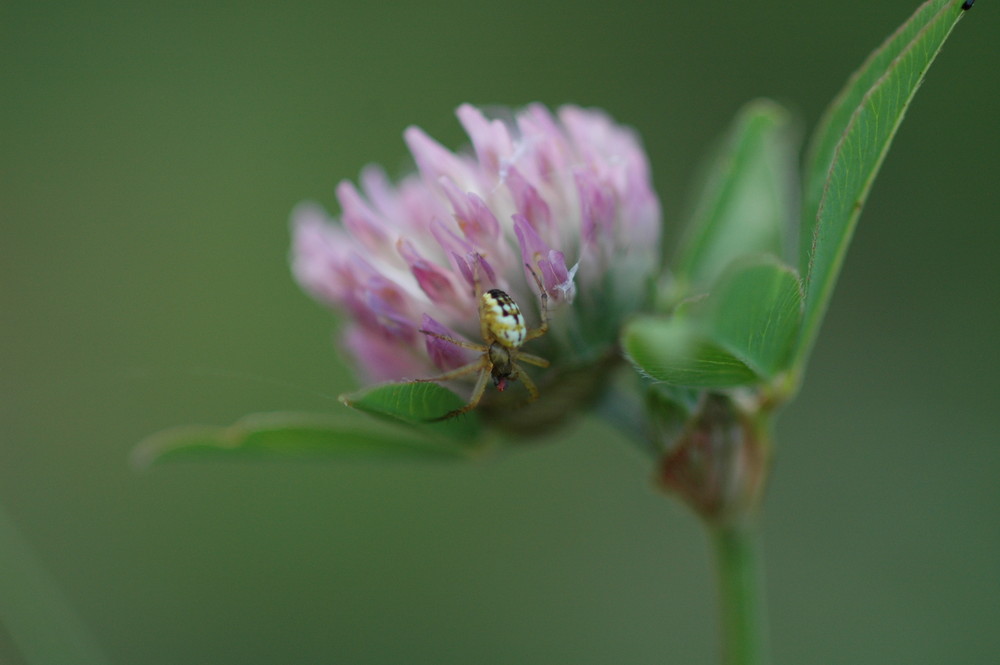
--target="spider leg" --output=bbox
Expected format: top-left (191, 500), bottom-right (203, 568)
top-left (523, 264), bottom-right (549, 342)
top-left (414, 357), bottom-right (488, 383)
top-left (514, 363), bottom-right (540, 402)
top-left (418, 329), bottom-right (488, 353)
top-left (516, 351), bottom-right (550, 368)
top-left (429, 364), bottom-right (492, 421)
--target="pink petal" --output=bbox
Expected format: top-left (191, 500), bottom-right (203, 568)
top-left (558, 105), bottom-right (618, 166)
top-left (396, 238), bottom-right (460, 305)
top-left (456, 104), bottom-right (513, 176)
top-left (430, 218), bottom-right (474, 266)
top-left (396, 173), bottom-right (450, 236)
top-left (505, 166), bottom-right (551, 236)
top-left (365, 280), bottom-right (417, 341)
top-left (513, 214), bottom-right (574, 303)
top-left (574, 167), bottom-right (617, 249)
top-left (335, 181), bottom-right (390, 253)
top-left (404, 126), bottom-right (474, 190)
top-left (343, 325), bottom-right (428, 383)
top-left (420, 314), bottom-right (476, 371)
top-left (290, 203), bottom-right (353, 305)
top-left (620, 165), bottom-right (662, 249)
top-left (439, 177), bottom-right (500, 247)
top-left (453, 250), bottom-right (499, 294)
top-left (342, 254), bottom-right (418, 342)
top-left (428, 219), bottom-right (497, 292)
top-left (516, 104), bottom-right (572, 185)
top-left (469, 252), bottom-right (498, 290)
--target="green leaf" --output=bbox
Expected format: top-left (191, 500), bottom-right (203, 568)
top-left (796, 0), bottom-right (970, 370)
top-left (673, 99), bottom-right (798, 295)
top-left (624, 258), bottom-right (802, 388)
top-left (624, 315), bottom-right (759, 388)
top-left (704, 258), bottom-right (803, 380)
top-left (340, 381), bottom-right (481, 440)
top-left (132, 409), bottom-right (476, 468)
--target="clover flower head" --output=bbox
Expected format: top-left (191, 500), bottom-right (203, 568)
top-left (292, 103), bottom-right (661, 419)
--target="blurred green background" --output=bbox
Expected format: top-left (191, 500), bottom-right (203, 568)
top-left (3, 1), bottom-right (998, 663)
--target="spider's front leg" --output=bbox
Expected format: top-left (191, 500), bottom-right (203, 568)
top-left (416, 328), bottom-right (494, 421)
top-left (413, 357), bottom-right (487, 384)
top-left (523, 264), bottom-right (549, 342)
top-left (414, 329), bottom-right (488, 385)
top-left (418, 329), bottom-right (488, 353)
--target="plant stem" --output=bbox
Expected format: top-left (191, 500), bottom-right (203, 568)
top-left (710, 521), bottom-right (769, 665)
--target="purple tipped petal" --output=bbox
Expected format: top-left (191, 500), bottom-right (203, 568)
top-left (427, 219), bottom-right (498, 291)
top-left (449, 250), bottom-right (498, 294)
top-left (397, 238), bottom-right (460, 305)
top-left (340, 254), bottom-right (419, 341)
top-left (516, 104), bottom-right (571, 185)
top-left (336, 181), bottom-right (391, 253)
top-left (469, 251), bottom-right (498, 289)
top-left (366, 295), bottom-right (415, 341)
top-left (505, 166), bottom-right (552, 237)
top-left (356, 166), bottom-right (446, 239)
top-left (538, 250), bottom-right (576, 303)
top-left (368, 280), bottom-right (418, 340)
top-left (456, 104), bottom-right (513, 176)
top-left (358, 166), bottom-right (397, 219)
top-left (556, 105), bottom-right (660, 248)
top-left (574, 168), bottom-right (617, 249)
top-left (430, 218), bottom-right (474, 270)
top-left (290, 203), bottom-right (353, 305)
top-left (513, 213), bottom-right (549, 267)
top-left (558, 106), bottom-right (619, 166)
top-left (404, 126), bottom-right (475, 191)
top-left (513, 214), bottom-right (574, 303)
top-left (421, 314), bottom-right (476, 371)
top-left (622, 172), bottom-right (662, 248)
top-left (439, 177), bottom-right (501, 247)
top-left (344, 325), bottom-right (427, 383)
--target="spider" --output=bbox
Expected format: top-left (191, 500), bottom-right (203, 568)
top-left (416, 265), bottom-right (550, 421)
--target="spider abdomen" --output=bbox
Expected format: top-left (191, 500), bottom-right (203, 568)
top-left (480, 289), bottom-right (526, 349)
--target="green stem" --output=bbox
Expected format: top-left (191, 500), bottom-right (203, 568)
top-left (710, 522), bottom-right (769, 665)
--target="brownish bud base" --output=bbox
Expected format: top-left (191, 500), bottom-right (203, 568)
top-left (656, 393), bottom-right (771, 525)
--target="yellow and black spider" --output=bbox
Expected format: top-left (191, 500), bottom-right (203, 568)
top-left (417, 265), bottom-right (550, 420)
